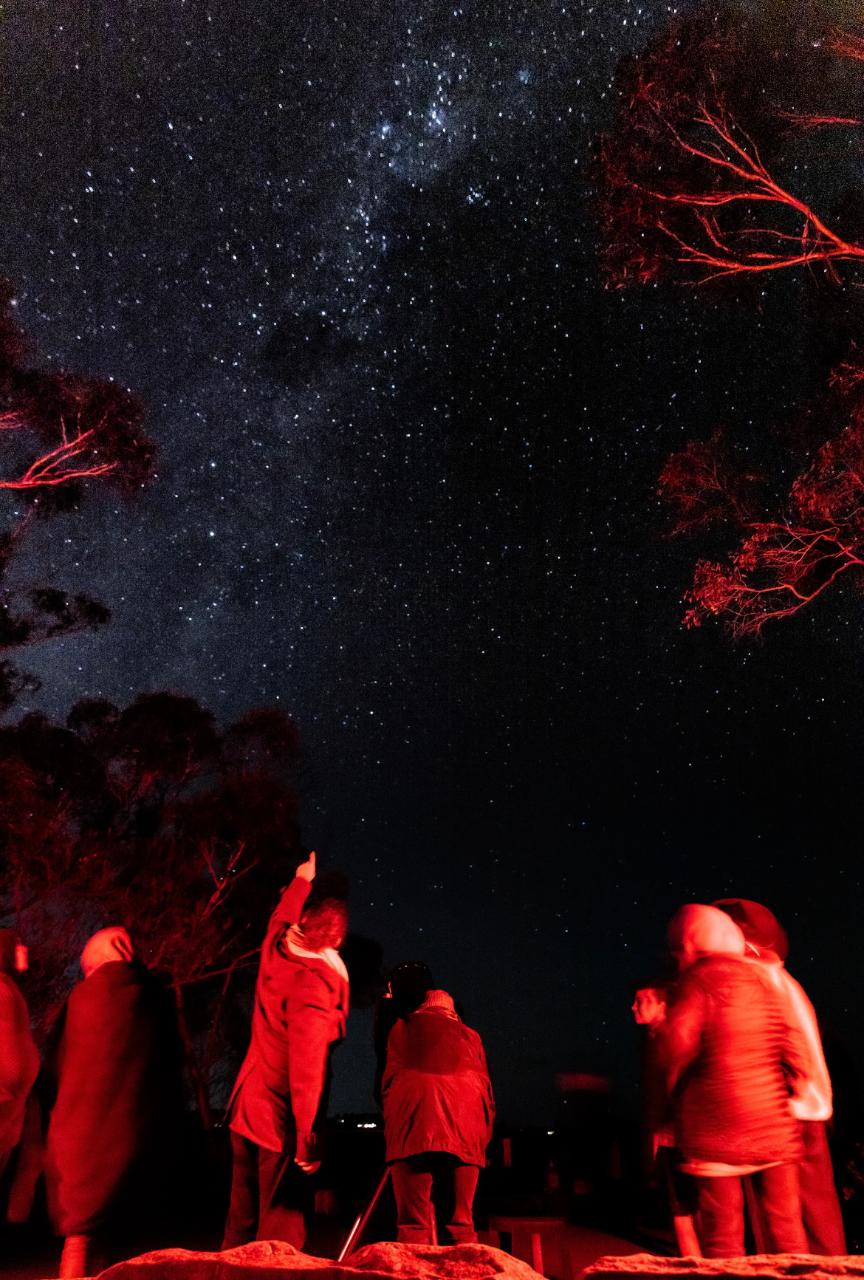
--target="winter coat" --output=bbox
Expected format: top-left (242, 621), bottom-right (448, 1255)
top-left (45, 961), bottom-right (183, 1237)
top-left (227, 877), bottom-right (349, 1159)
top-left (760, 962), bottom-right (833, 1122)
top-left (658, 954), bottom-right (806, 1168)
top-left (0, 974), bottom-right (38, 1158)
top-left (382, 1008), bottom-right (494, 1167)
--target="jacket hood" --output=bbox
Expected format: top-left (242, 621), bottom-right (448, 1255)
top-left (80, 926), bottom-right (134, 977)
top-left (713, 898), bottom-right (789, 962)
top-left (667, 904), bottom-right (746, 965)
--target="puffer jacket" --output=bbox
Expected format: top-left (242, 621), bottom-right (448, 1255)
top-left (658, 954), bottom-right (806, 1167)
top-left (383, 1008), bottom-right (494, 1167)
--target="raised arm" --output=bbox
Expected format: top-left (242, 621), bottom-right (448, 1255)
top-left (263, 850), bottom-right (316, 952)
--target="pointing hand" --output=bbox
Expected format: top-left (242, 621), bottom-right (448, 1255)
top-left (296, 850), bottom-right (317, 883)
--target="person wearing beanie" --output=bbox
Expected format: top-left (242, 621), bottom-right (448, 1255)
top-left (715, 898), bottom-right (846, 1254)
top-left (658, 905), bottom-right (808, 1257)
top-left (0, 929), bottom-right (38, 1184)
top-left (44, 927), bottom-right (184, 1278)
top-left (222, 850), bottom-right (349, 1250)
top-left (382, 988), bottom-right (494, 1245)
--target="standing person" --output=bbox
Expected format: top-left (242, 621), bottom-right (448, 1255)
top-left (222, 851), bottom-right (349, 1250)
top-left (0, 930), bottom-right (39, 1191)
top-left (660, 904), bottom-right (808, 1258)
top-left (45, 926), bottom-right (184, 1279)
top-left (382, 988), bottom-right (494, 1245)
top-left (715, 897), bottom-right (846, 1254)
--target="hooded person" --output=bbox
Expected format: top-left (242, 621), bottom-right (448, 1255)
top-left (382, 988), bottom-right (494, 1245)
top-left (44, 927), bottom-right (184, 1279)
top-left (0, 930), bottom-right (39, 1188)
top-left (714, 898), bottom-right (846, 1254)
top-left (222, 851), bottom-right (349, 1250)
top-left (658, 904), bottom-right (808, 1257)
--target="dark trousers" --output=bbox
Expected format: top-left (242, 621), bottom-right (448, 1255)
top-left (694, 1163), bottom-right (807, 1257)
top-left (390, 1155), bottom-right (479, 1245)
top-left (799, 1121), bottom-right (846, 1254)
top-left (222, 1132), bottom-right (311, 1250)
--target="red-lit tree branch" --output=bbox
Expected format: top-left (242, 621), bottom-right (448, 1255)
top-left (598, 15), bottom-right (864, 286)
top-left (665, 384), bottom-right (864, 636)
top-left (0, 284), bottom-right (154, 707)
top-left (829, 30), bottom-right (864, 63)
top-left (0, 423), bottom-right (116, 489)
top-left (647, 100), bottom-right (864, 282)
top-left (775, 112), bottom-right (863, 129)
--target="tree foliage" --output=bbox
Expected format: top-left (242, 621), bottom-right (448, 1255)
top-left (597, 4), bottom-right (864, 635)
top-left (0, 693), bottom-right (304, 1118)
top-left (0, 279), bottom-right (153, 706)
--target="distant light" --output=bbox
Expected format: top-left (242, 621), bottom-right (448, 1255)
top-left (358, 1121), bottom-right (378, 1129)
top-left (547, 1129), bottom-right (555, 1136)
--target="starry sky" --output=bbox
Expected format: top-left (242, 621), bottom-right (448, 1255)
top-left (1, 0), bottom-right (863, 1126)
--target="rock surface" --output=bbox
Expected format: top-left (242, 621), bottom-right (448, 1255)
top-left (97, 1241), bottom-right (545, 1280)
top-left (584, 1255), bottom-right (864, 1280)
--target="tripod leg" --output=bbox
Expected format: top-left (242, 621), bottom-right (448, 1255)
top-left (337, 1168), bottom-right (391, 1262)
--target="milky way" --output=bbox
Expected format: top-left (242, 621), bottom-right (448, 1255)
top-left (1, 0), bottom-right (862, 1121)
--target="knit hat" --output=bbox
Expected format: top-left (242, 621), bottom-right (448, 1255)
top-left (419, 988), bottom-right (456, 1013)
top-left (667, 904), bottom-right (746, 962)
top-left (713, 898), bottom-right (789, 961)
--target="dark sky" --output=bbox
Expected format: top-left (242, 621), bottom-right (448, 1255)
top-left (1, 0), bottom-right (862, 1125)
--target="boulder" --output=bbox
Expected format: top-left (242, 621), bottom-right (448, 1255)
top-left (97, 1240), bottom-right (545, 1280)
top-left (584, 1254), bottom-right (864, 1280)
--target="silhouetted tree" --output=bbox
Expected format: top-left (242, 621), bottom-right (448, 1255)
top-left (0, 694), bottom-right (304, 1123)
top-left (0, 278), bottom-right (153, 708)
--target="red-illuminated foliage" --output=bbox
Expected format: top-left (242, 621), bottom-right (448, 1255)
top-left (599, 8), bottom-right (864, 635)
top-left (662, 363), bottom-right (864, 636)
top-left (0, 282), bottom-right (153, 708)
top-left (0, 694), bottom-right (303, 1122)
top-left (659, 431), bottom-right (763, 535)
top-left (597, 9), bottom-right (864, 286)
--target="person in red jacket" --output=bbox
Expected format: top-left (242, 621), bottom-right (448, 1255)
top-left (659, 904), bottom-right (808, 1257)
top-left (45, 927), bottom-right (184, 1279)
top-left (222, 851), bottom-right (349, 1250)
top-left (382, 988), bottom-right (494, 1245)
top-left (714, 897), bottom-right (846, 1254)
top-left (0, 930), bottom-right (38, 1185)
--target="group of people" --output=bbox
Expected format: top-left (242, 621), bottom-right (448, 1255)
top-left (0, 851), bottom-right (495, 1275)
top-left (633, 898), bottom-right (847, 1258)
top-left (0, 924), bottom-right (183, 1277)
top-left (0, 864), bottom-right (849, 1273)
top-left (221, 850), bottom-right (495, 1252)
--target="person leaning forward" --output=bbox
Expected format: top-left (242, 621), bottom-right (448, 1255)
top-left (222, 851), bottom-right (349, 1250)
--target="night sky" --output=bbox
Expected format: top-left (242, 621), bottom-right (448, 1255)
top-left (1, 0), bottom-right (863, 1126)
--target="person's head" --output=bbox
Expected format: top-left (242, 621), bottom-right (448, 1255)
top-left (299, 898), bottom-right (348, 953)
top-left (712, 898), bottom-right (788, 963)
top-left (631, 985), bottom-right (667, 1027)
top-left (667, 904), bottom-right (746, 971)
top-left (419, 988), bottom-right (458, 1016)
top-left (80, 926), bottom-right (134, 978)
top-left (387, 960), bottom-right (433, 1014)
